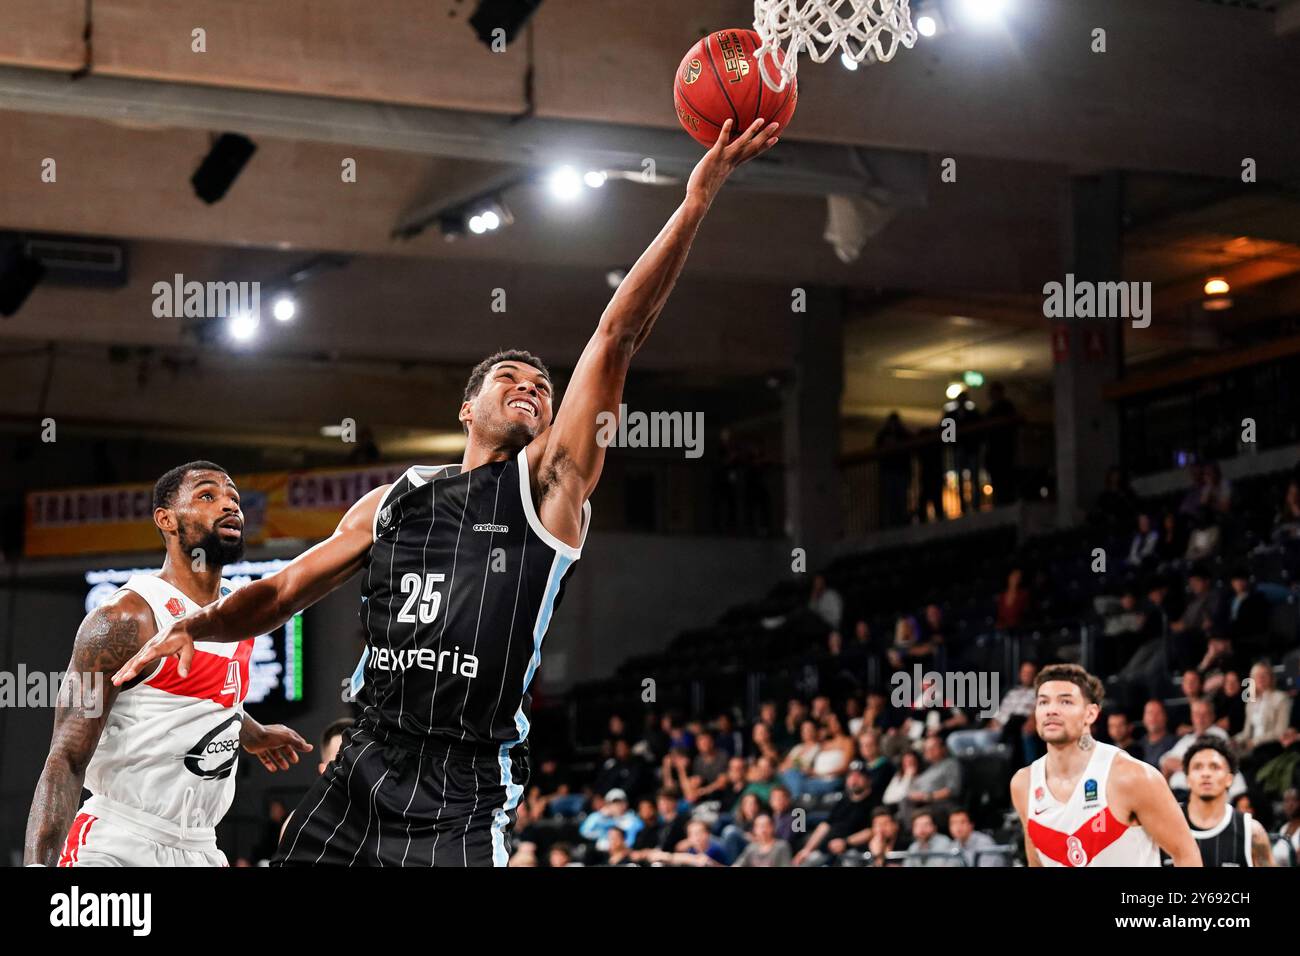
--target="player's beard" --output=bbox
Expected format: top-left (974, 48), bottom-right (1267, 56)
top-left (179, 518), bottom-right (245, 567)
top-left (477, 404), bottom-right (537, 451)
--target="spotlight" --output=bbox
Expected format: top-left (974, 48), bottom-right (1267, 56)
top-left (469, 215), bottom-right (488, 235)
top-left (272, 296), bottom-right (296, 322)
top-left (1204, 277), bottom-right (1230, 296)
top-left (945, 382), bottom-right (963, 400)
top-left (959, 0), bottom-right (1009, 24)
top-left (548, 166), bottom-right (584, 201)
top-left (468, 0), bottom-right (545, 47)
top-left (228, 311), bottom-right (258, 342)
top-left (480, 210), bottom-right (501, 230)
top-left (584, 170), bottom-right (608, 189)
top-left (191, 133), bottom-right (257, 204)
top-left (840, 52), bottom-right (859, 71)
top-left (917, 15), bottom-right (938, 37)
top-left (605, 268), bottom-right (628, 290)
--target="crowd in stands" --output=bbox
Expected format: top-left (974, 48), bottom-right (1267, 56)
top-left (509, 459), bottom-right (1300, 867)
top-left (239, 460), bottom-right (1300, 867)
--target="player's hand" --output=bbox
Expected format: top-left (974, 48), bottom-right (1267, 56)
top-left (687, 118), bottom-right (780, 205)
top-left (111, 620), bottom-right (196, 685)
top-left (243, 723), bottom-right (313, 772)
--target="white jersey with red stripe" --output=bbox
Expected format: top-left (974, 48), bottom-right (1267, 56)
top-left (1026, 741), bottom-right (1161, 867)
top-left (81, 573), bottom-right (252, 846)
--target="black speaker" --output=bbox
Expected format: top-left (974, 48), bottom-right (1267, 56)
top-left (0, 239), bottom-right (47, 317)
top-left (191, 133), bottom-right (258, 204)
top-left (468, 0), bottom-right (544, 46)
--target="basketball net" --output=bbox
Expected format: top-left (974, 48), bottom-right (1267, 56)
top-left (753, 0), bottom-right (918, 92)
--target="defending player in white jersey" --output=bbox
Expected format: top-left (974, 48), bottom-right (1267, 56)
top-left (24, 461), bottom-right (311, 867)
top-left (1010, 663), bottom-right (1200, 867)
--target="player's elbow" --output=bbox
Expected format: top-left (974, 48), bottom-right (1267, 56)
top-left (596, 314), bottom-right (641, 356)
top-left (45, 746), bottom-right (90, 782)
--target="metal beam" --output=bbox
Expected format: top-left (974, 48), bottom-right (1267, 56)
top-left (0, 66), bottom-right (929, 204)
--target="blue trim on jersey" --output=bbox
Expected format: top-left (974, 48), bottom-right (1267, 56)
top-left (348, 646), bottom-right (370, 701)
top-left (493, 551), bottom-right (573, 866)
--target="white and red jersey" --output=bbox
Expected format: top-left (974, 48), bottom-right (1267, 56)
top-left (81, 573), bottom-right (252, 847)
top-left (1026, 741), bottom-right (1161, 867)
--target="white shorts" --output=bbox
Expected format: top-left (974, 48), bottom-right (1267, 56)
top-left (58, 807), bottom-right (227, 868)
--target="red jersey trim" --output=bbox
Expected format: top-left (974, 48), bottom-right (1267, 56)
top-left (145, 640), bottom-right (254, 707)
top-left (1028, 806), bottom-right (1128, 867)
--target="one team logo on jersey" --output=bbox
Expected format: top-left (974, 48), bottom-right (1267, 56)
top-left (1034, 786), bottom-right (1045, 801)
top-left (472, 523), bottom-right (508, 533)
top-left (165, 597), bottom-right (186, 618)
top-left (378, 505), bottom-right (393, 529)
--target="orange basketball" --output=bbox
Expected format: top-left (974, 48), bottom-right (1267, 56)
top-left (673, 28), bottom-right (797, 149)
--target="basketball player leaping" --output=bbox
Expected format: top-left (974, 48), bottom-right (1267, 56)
top-left (25, 462), bottom-right (311, 867)
top-left (1010, 664), bottom-right (1201, 867)
top-left (113, 118), bottom-right (782, 866)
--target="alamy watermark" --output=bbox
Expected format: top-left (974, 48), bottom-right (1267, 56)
top-left (890, 665), bottom-right (1000, 719)
top-left (1043, 273), bottom-right (1151, 329)
top-left (0, 667), bottom-right (103, 717)
top-left (595, 404), bottom-right (704, 459)
top-left (151, 274), bottom-right (260, 320)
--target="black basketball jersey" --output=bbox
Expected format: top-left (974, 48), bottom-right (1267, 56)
top-left (351, 448), bottom-right (589, 751)
top-left (1183, 803), bottom-right (1254, 867)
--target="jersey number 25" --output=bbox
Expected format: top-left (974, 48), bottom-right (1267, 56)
top-left (397, 572), bottom-right (445, 624)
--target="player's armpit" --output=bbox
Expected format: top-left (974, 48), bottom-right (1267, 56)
top-left (23, 597), bottom-right (152, 866)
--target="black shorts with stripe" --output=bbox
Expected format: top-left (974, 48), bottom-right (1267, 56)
top-left (274, 725), bottom-right (528, 867)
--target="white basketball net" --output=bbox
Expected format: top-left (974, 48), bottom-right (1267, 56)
top-left (753, 0), bottom-right (918, 92)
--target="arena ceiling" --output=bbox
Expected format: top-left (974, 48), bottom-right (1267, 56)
top-left (1, 0), bottom-right (1299, 450)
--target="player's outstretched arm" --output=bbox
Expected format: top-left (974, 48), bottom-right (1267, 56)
top-left (1115, 758), bottom-right (1202, 866)
top-left (1009, 766), bottom-right (1043, 867)
top-left (532, 118), bottom-right (780, 519)
top-left (24, 593), bottom-right (153, 865)
top-left (112, 484), bottom-right (389, 685)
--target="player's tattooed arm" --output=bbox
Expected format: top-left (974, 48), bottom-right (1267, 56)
top-left (113, 485), bottom-right (389, 685)
top-left (1250, 817), bottom-right (1276, 867)
top-left (24, 594), bottom-right (152, 865)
